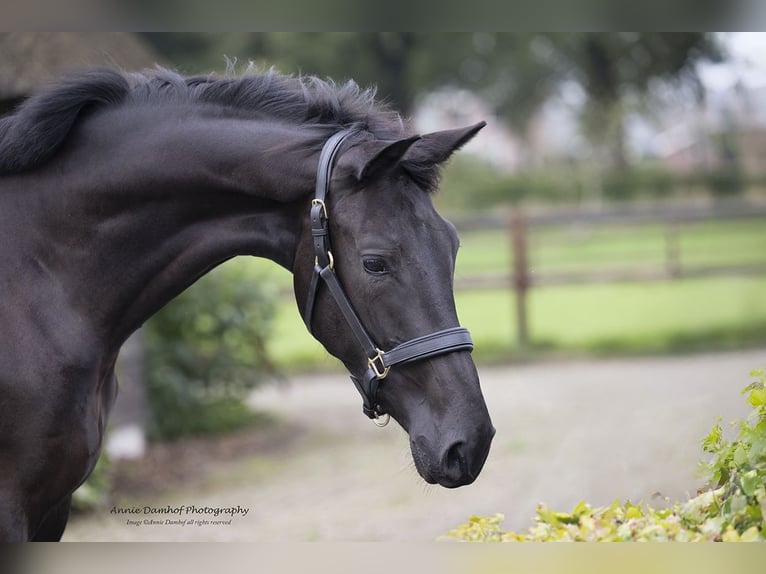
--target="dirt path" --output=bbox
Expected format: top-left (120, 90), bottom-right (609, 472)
top-left (63, 348), bottom-right (764, 541)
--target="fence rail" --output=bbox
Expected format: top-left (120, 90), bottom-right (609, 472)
top-left (451, 199), bottom-right (766, 346)
top-left (452, 199), bottom-right (766, 231)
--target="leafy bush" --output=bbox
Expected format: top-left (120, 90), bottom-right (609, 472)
top-left (444, 368), bottom-right (766, 542)
top-left (145, 260), bottom-right (278, 441)
top-left (601, 166), bottom-right (676, 201)
top-left (71, 451), bottom-right (112, 513)
top-left (437, 155), bottom-right (759, 213)
top-left (706, 167), bottom-right (745, 199)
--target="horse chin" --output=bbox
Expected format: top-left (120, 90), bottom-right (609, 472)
top-left (410, 452), bottom-right (478, 489)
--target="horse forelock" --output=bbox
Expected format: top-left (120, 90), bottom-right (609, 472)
top-left (0, 66), bottom-right (410, 176)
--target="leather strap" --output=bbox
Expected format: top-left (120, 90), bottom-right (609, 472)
top-left (380, 327), bottom-right (473, 368)
top-left (318, 264), bottom-right (378, 358)
top-left (349, 329), bottom-right (473, 419)
top-left (302, 128), bottom-right (476, 420)
top-left (304, 128), bottom-right (360, 329)
top-left (311, 129), bottom-right (358, 269)
top-left (302, 263), bottom-right (322, 328)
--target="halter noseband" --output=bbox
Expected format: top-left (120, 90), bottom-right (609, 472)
top-left (302, 128), bottom-right (474, 425)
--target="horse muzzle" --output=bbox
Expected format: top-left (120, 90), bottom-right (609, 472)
top-left (410, 421), bottom-right (495, 488)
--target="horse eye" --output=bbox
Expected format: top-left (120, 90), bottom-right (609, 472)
top-left (362, 257), bottom-right (387, 274)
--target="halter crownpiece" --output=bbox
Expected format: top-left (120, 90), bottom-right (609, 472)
top-left (302, 128), bottom-right (474, 423)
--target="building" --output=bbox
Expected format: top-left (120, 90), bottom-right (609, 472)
top-left (0, 32), bottom-right (160, 114)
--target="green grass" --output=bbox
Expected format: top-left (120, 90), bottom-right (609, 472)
top-left (266, 275), bottom-right (766, 371)
top-left (458, 276), bottom-right (766, 360)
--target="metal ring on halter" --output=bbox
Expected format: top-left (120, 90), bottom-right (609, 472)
top-left (373, 413), bottom-right (390, 427)
top-left (314, 251), bottom-right (335, 270)
top-left (368, 348), bottom-right (390, 379)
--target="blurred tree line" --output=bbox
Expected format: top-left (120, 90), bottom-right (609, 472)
top-left (143, 32), bottom-right (723, 171)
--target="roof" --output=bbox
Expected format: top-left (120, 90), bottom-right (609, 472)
top-left (0, 33), bottom-right (160, 100)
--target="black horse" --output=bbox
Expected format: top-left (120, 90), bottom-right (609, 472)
top-left (0, 68), bottom-right (495, 541)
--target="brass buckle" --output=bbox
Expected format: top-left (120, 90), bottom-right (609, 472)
top-left (311, 198), bottom-right (328, 220)
top-left (368, 348), bottom-right (390, 380)
top-left (314, 250), bottom-right (334, 270)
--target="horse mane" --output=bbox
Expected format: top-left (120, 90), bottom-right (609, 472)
top-left (0, 67), bottom-right (410, 176)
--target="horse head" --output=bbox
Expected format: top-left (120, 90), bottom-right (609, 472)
top-left (293, 122), bottom-right (495, 488)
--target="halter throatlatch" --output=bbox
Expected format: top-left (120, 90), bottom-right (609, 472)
top-left (302, 129), bottom-right (474, 423)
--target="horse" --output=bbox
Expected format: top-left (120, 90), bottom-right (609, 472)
top-left (0, 67), bottom-right (495, 541)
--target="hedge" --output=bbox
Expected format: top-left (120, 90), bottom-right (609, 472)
top-left (444, 368), bottom-right (766, 542)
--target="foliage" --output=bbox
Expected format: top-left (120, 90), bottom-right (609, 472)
top-left (144, 260), bottom-right (278, 441)
top-left (143, 32), bottom-right (481, 115)
top-left (443, 368), bottom-right (766, 542)
top-left (437, 155), bottom-right (756, 213)
top-left (142, 34), bottom-right (722, 147)
top-left (71, 451), bottom-right (112, 513)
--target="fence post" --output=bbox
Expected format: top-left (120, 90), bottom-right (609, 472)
top-left (510, 210), bottom-right (530, 348)
top-left (665, 218), bottom-right (682, 278)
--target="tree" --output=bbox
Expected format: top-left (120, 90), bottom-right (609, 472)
top-left (142, 33), bottom-right (725, 169)
top-left (542, 33), bottom-right (724, 168)
top-left (142, 33), bottom-right (481, 115)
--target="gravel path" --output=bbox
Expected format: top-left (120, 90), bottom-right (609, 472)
top-left (63, 348), bottom-right (764, 541)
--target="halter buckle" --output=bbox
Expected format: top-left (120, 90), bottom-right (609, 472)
top-left (311, 198), bottom-right (328, 220)
top-left (368, 348), bottom-right (390, 380)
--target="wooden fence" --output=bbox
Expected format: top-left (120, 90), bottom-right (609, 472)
top-left (451, 200), bottom-right (766, 347)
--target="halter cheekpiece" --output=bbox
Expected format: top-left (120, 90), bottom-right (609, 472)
top-left (302, 128), bottom-right (474, 424)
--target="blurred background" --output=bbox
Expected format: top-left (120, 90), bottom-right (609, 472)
top-left (2, 32), bottom-right (765, 540)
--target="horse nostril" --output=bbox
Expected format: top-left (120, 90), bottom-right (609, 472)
top-left (444, 441), bottom-right (467, 477)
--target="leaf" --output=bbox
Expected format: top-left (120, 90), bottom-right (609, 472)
top-left (700, 516), bottom-right (724, 537)
top-left (747, 389), bottom-right (766, 407)
top-left (740, 526), bottom-right (761, 542)
top-left (733, 443), bottom-right (748, 467)
top-left (536, 505), bottom-right (562, 527)
top-left (625, 505), bottom-right (643, 520)
top-left (702, 419), bottom-right (724, 453)
top-left (742, 470), bottom-right (760, 497)
top-left (722, 526), bottom-right (740, 542)
top-left (571, 500), bottom-right (590, 517)
top-left (729, 493), bottom-right (748, 514)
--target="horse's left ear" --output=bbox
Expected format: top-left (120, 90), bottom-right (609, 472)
top-left (402, 121), bottom-right (486, 167)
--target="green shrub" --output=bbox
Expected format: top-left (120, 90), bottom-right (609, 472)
top-left (71, 451), bottom-right (112, 513)
top-left (444, 368), bottom-right (766, 542)
top-left (437, 155), bottom-right (760, 213)
top-left (706, 167), bottom-right (745, 198)
top-left (601, 166), bottom-right (676, 201)
top-left (145, 260), bottom-right (278, 441)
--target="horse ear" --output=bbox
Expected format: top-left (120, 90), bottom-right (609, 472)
top-left (402, 121), bottom-right (486, 167)
top-left (356, 135), bottom-right (421, 182)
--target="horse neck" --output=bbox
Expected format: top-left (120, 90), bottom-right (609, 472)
top-left (16, 105), bottom-right (322, 352)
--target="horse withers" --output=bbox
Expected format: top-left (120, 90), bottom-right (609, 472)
top-left (0, 68), bottom-right (494, 541)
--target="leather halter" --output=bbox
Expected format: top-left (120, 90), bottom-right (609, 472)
top-left (302, 128), bottom-right (474, 423)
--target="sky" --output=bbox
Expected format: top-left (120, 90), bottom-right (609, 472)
top-left (699, 32), bottom-right (766, 91)
top-left (549, 33), bottom-right (766, 161)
